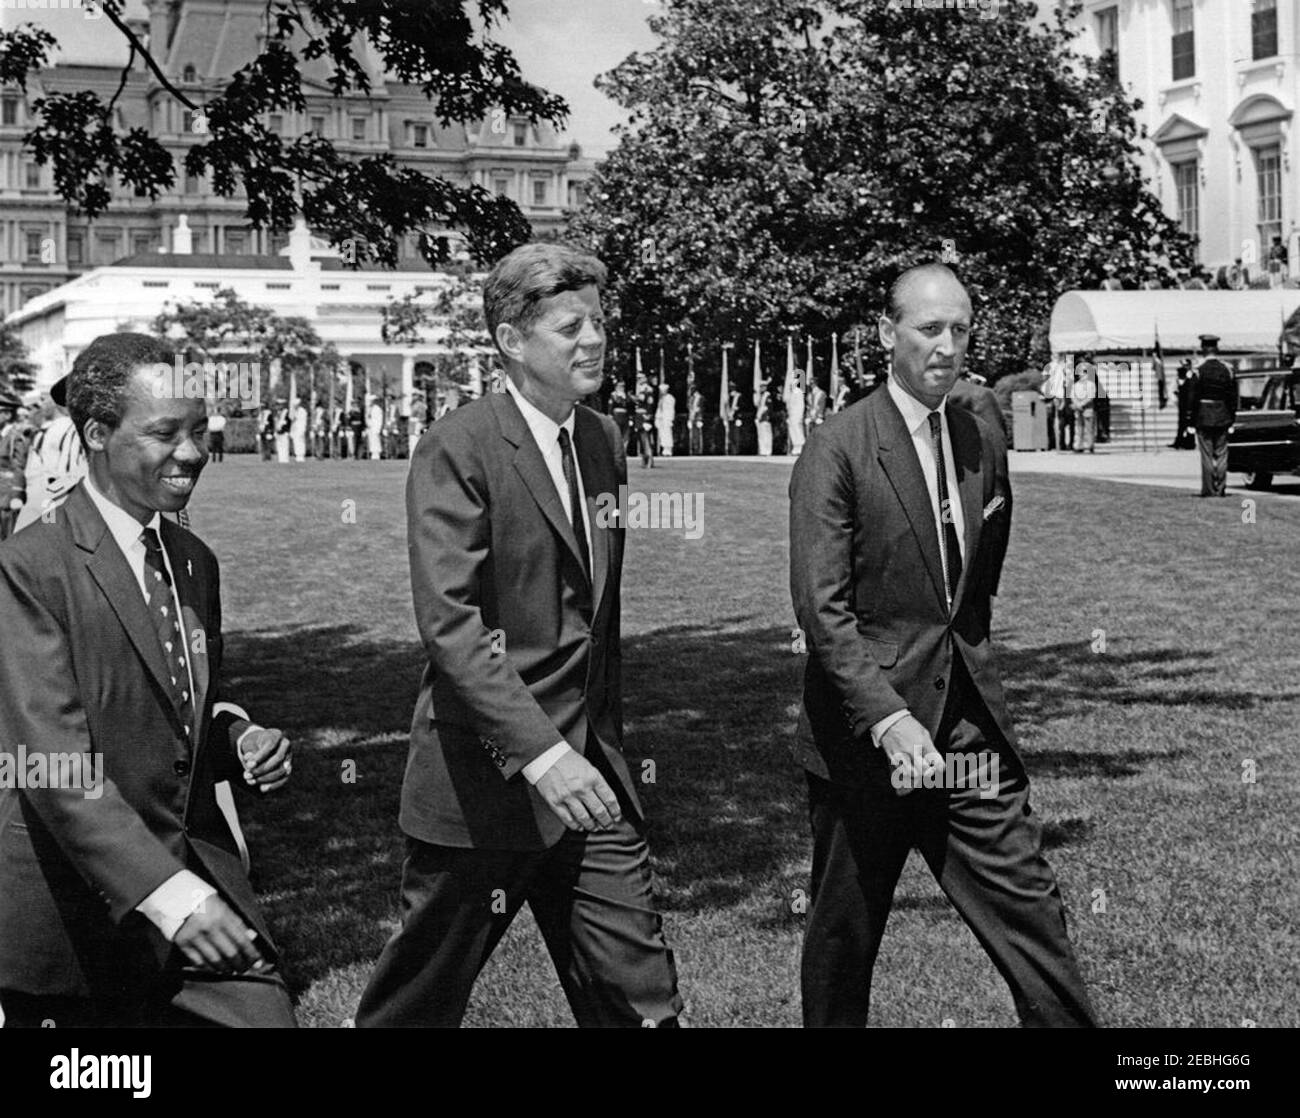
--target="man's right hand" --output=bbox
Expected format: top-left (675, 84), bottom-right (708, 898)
top-left (534, 751), bottom-right (622, 832)
top-left (174, 895), bottom-right (265, 974)
top-left (879, 714), bottom-right (944, 797)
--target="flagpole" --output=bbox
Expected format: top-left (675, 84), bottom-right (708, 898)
top-left (721, 343), bottom-right (733, 455)
top-left (830, 332), bottom-right (840, 413)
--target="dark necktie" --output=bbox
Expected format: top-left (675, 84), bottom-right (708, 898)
top-left (557, 427), bottom-right (590, 580)
top-left (141, 527), bottom-right (194, 738)
top-left (927, 411), bottom-right (963, 606)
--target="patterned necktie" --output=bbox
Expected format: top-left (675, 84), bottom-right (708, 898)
top-left (927, 411), bottom-right (963, 606)
top-left (140, 527), bottom-right (194, 738)
top-left (557, 427), bottom-right (591, 580)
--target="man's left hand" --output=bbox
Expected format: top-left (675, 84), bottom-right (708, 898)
top-left (238, 727), bottom-right (292, 793)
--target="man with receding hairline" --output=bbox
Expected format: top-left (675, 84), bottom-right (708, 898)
top-left (356, 243), bottom-right (681, 1028)
top-left (790, 263), bottom-right (1097, 1027)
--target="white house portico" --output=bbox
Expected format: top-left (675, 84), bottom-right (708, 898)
top-left (3, 217), bottom-right (492, 417)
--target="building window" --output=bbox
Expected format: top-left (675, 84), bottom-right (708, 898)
top-left (182, 64), bottom-right (197, 83)
top-left (25, 231), bottom-right (44, 262)
top-left (1173, 161), bottom-right (1199, 246)
top-left (1256, 143), bottom-right (1283, 245)
top-left (513, 122), bottom-right (526, 147)
top-left (23, 162), bottom-right (40, 189)
top-left (182, 109), bottom-right (194, 133)
top-left (1252, 0), bottom-right (1278, 61)
top-left (94, 233), bottom-right (120, 264)
top-left (67, 235), bottom-right (84, 265)
top-left (184, 171), bottom-right (200, 195)
top-left (20, 285), bottom-right (47, 306)
top-left (225, 231), bottom-right (246, 254)
top-left (309, 114), bottom-right (326, 135)
top-left (268, 113), bottom-right (284, 135)
top-left (1, 98), bottom-right (17, 126)
top-left (1171, 0), bottom-right (1195, 81)
top-left (351, 116), bottom-right (367, 141)
top-left (412, 123), bottom-right (429, 148)
top-left (493, 176), bottom-right (510, 197)
top-left (133, 233), bottom-right (153, 256)
top-left (532, 178), bottom-right (548, 206)
top-left (1096, 6), bottom-right (1118, 72)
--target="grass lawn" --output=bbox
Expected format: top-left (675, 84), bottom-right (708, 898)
top-left (190, 453), bottom-right (1300, 1027)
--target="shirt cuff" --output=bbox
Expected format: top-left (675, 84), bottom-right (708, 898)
top-left (522, 742), bottom-right (573, 785)
top-left (136, 870), bottom-right (218, 942)
top-left (869, 710), bottom-right (909, 749)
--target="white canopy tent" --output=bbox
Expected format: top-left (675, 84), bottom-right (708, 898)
top-left (1049, 290), bottom-right (1300, 354)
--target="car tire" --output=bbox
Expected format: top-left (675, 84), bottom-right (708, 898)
top-left (1246, 471), bottom-right (1274, 490)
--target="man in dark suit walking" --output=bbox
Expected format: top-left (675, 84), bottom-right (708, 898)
top-left (789, 264), bottom-right (1096, 1028)
top-left (1189, 335), bottom-right (1237, 497)
top-left (0, 333), bottom-right (295, 1028)
top-left (356, 244), bottom-right (681, 1028)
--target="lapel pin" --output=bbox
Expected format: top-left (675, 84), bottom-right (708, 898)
top-left (186, 560), bottom-right (193, 578)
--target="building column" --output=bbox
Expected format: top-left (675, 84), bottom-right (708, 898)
top-left (400, 352), bottom-right (415, 417)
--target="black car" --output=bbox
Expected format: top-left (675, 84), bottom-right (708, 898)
top-left (1228, 369), bottom-right (1300, 489)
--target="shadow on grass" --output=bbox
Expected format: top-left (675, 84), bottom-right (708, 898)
top-left (218, 623), bottom-right (1242, 998)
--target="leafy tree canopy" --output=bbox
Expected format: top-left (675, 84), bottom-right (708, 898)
top-left (570, 0), bottom-right (1195, 380)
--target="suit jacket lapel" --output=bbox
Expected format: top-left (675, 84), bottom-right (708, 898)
top-left (161, 520), bottom-right (210, 739)
top-left (574, 408), bottom-right (612, 618)
top-left (948, 407), bottom-right (986, 609)
top-left (69, 486), bottom-right (186, 730)
top-left (871, 392), bottom-right (948, 613)
top-left (492, 392), bottom-right (592, 585)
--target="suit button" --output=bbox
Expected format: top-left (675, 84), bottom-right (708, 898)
top-left (173, 760), bottom-right (191, 776)
top-left (934, 677), bottom-right (946, 692)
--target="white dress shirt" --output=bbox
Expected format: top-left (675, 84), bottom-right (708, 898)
top-left (869, 378), bottom-right (968, 748)
top-left (504, 378), bottom-right (594, 784)
top-left (82, 477), bottom-right (241, 940)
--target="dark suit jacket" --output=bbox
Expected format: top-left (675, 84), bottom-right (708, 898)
top-left (0, 484), bottom-right (275, 999)
top-left (789, 388), bottom-right (1018, 788)
top-left (948, 377), bottom-right (1009, 445)
top-left (400, 391), bottom-right (638, 851)
top-left (1190, 360), bottom-right (1237, 429)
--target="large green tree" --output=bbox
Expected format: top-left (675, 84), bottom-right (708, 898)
top-left (0, 323), bottom-right (37, 396)
top-left (570, 0), bottom-right (1195, 381)
top-left (0, 0), bottom-right (564, 266)
top-left (153, 287), bottom-right (330, 408)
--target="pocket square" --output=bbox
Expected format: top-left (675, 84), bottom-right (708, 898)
top-left (982, 496), bottom-right (1006, 521)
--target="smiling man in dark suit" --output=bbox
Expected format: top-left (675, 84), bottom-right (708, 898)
top-left (356, 243), bottom-right (681, 1028)
top-left (0, 333), bottom-right (294, 1028)
top-left (789, 264), bottom-right (1096, 1028)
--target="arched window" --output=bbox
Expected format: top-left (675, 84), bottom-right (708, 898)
top-left (182, 64), bottom-right (197, 83)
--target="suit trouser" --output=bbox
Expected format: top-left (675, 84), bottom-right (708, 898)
top-left (801, 658), bottom-right (1098, 1028)
top-left (1, 968), bottom-right (295, 1028)
top-left (355, 813), bottom-right (683, 1028)
top-left (1197, 427), bottom-right (1229, 496)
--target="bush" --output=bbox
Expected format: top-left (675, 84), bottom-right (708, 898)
top-left (220, 417), bottom-right (260, 454)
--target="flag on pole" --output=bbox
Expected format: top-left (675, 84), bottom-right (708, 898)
top-left (753, 339), bottom-right (763, 407)
top-left (805, 336), bottom-right (815, 419)
top-left (785, 334), bottom-right (796, 400)
top-left (1153, 321), bottom-right (1167, 409)
top-left (720, 345), bottom-right (732, 454)
top-left (830, 332), bottom-right (840, 412)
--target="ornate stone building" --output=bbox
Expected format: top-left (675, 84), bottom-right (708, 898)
top-left (1072, 0), bottom-right (1300, 276)
top-left (0, 0), bottom-right (593, 317)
